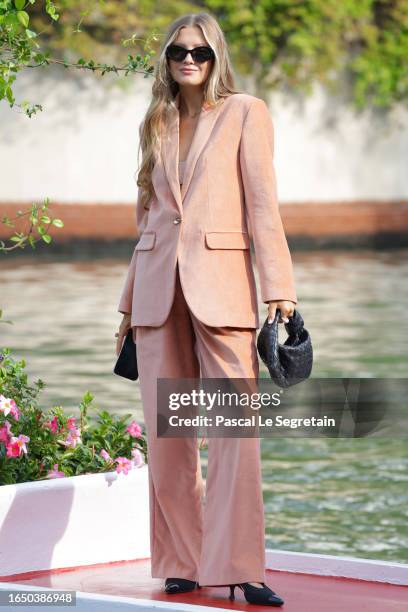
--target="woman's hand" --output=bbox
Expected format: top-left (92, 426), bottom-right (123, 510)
top-left (267, 300), bottom-right (295, 324)
top-left (115, 313), bottom-right (131, 357)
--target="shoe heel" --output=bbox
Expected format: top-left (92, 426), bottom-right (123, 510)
top-left (229, 584), bottom-right (236, 600)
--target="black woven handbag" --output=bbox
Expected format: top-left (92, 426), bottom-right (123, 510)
top-left (113, 328), bottom-right (139, 381)
top-left (257, 308), bottom-right (313, 387)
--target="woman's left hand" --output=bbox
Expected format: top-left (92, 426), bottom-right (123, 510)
top-left (267, 300), bottom-right (296, 324)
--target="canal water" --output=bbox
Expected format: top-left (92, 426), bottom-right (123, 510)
top-left (1, 247), bottom-right (407, 563)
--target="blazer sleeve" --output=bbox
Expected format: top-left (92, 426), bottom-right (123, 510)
top-left (240, 97), bottom-right (297, 305)
top-left (117, 186), bottom-right (150, 315)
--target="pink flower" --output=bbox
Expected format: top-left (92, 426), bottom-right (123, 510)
top-left (43, 415), bottom-right (59, 433)
top-left (6, 434), bottom-right (30, 457)
top-left (66, 417), bottom-right (77, 431)
top-left (115, 456), bottom-right (132, 475)
top-left (100, 448), bottom-right (112, 462)
top-left (47, 464), bottom-right (65, 479)
top-left (11, 405), bottom-right (20, 421)
top-left (6, 441), bottom-right (20, 457)
top-left (131, 448), bottom-right (145, 467)
top-left (0, 395), bottom-right (20, 420)
top-left (126, 421), bottom-right (143, 438)
top-left (60, 427), bottom-right (81, 448)
top-left (0, 420), bottom-right (13, 444)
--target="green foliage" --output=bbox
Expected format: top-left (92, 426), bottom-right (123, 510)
top-left (0, 0), bottom-right (61, 115)
top-left (0, 345), bottom-right (148, 485)
top-left (0, 197), bottom-right (64, 253)
top-left (0, 0), bottom-right (156, 116)
top-left (204, 0), bottom-right (408, 109)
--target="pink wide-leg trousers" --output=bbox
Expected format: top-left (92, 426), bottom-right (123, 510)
top-left (135, 262), bottom-right (266, 586)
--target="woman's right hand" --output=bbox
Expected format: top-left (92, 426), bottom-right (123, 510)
top-left (115, 313), bottom-right (131, 357)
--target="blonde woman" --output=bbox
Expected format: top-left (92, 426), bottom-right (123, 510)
top-left (115, 12), bottom-right (297, 606)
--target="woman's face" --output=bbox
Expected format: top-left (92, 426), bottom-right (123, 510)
top-left (167, 26), bottom-right (213, 89)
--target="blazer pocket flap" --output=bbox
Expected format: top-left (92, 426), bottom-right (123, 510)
top-left (135, 231), bottom-right (156, 250)
top-left (205, 231), bottom-right (250, 250)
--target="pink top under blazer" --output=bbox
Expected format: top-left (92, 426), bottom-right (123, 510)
top-left (118, 91), bottom-right (297, 329)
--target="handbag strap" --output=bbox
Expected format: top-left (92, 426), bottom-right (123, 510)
top-left (272, 307), bottom-right (304, 337)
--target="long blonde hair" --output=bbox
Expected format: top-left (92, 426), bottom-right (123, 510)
top-left (136, 12), bottom-right (242, 209)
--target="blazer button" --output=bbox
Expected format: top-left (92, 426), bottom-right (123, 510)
top-left (173, 216), bottom-right (182, 224)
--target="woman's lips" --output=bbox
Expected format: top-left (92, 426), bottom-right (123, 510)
top-left (180, 69), bottom-right (196, 74)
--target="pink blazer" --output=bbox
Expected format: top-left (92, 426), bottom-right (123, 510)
top-left (118, 91), bottom-right (297, 329)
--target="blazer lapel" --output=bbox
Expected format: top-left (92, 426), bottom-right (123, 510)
top-left (162, 91), bottom-right (225, 215)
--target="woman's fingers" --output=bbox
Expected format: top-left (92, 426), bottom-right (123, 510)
top-left (267, 303), bottom-right (277, 324)
top-left (115, 325), bottom-right (130, 357)
top-left (267, 301), bottom-right (295, 324)
top-left (115, 317), bottom-right (131, 356)
top-left (115, 330), bottom-right (125, 357)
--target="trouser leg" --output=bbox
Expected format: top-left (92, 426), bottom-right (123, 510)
top-left (190, 318), bottom-right (267, 586)
top-left (135, 266), bottom-right (203, 580)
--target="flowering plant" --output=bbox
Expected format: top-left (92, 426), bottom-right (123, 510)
top-left (0, 348), bottom-right (147, 486)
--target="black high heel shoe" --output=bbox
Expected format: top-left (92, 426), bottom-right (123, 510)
top-left (164, 578), bottom-right (201, 594)
top-left (229, 582), bottom-right (284, 606)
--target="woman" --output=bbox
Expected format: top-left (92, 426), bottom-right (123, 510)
top-left (115, 12), bottom-right (297, 607)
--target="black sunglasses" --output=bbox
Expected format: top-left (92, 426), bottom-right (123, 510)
top-left (165, 44), bottom-right (215, 64)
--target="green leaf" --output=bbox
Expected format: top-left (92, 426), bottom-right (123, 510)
top-left (17, 10), bottom-right (29, 28)
top-left (14, 0), bottom-right (25, 10)
top-left (5, 86), bottom-right (14, 104)
top-left (52, 218), bottom-right (64, 228)
top-left (42, 234), bottom-right (52, 244)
